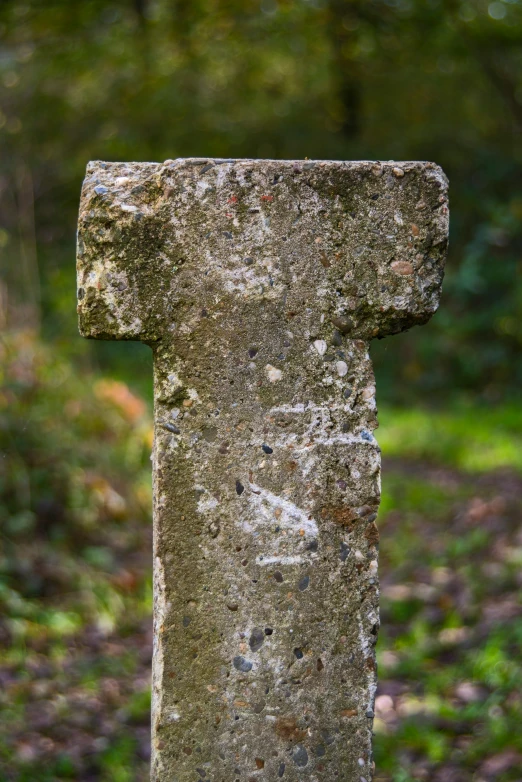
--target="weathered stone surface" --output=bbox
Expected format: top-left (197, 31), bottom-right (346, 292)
top-left (77, 158), bottom-right (448, 782)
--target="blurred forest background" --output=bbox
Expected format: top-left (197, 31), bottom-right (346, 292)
top-left (1, 1), bottom-right (522, 780)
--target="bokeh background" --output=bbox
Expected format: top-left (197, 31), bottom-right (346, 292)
top-left (1, 1), bottom-right (522, 780)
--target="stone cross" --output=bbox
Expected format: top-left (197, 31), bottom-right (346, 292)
top-left (77, 158), bottom-right (448, 782)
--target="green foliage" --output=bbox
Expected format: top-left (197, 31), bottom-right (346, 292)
top-left (0, 332), bottom-right (152, 780)
top-left (377, 402), bottom-right (522, 471)
top-left (1, 332), bottom-right (522, 779)
top-left (1, 1), bottom-right (522, 778)
top-left (374, 408), bottom-right (522, 779)
top-left (0, 0), bottom-right (521, 397)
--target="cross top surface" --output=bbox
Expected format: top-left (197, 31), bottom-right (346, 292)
top-left (78, 158), bottom-right (448, 782)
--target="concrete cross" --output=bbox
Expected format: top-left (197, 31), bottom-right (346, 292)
top-left (77, 158), bottom-right (448, 782)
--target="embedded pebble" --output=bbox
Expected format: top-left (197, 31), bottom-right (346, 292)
top-left (249, 628), bottom-right (265, 653)
top-left (292, 745), bottom-right (308, 767)
top-left (233, 656), bottom-right (253, 673)
top-left (163, 422), bottom-right (180, 434)
top-left (336, 360), bottom-right (349, 377)
top-left (265, 364), bottom-right (282, 382)
top-left (298, 575), bottom-right (310, 591)
top-left (313, 339), bottom-right (327, 356)
top-left (391, 260), bottom-right (414, 275)
top-left (331, 316), bottom-right (354, 334)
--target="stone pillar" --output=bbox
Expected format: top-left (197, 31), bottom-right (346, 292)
top-left (77, 158), bottom-right (448, 782)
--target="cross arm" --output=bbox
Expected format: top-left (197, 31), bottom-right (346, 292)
top-left (77, 158), bottom-right (448, 344)
top-left (311, 160), bottom-right (449, 339)
top-left (76, 160), bottom-right (176, 342)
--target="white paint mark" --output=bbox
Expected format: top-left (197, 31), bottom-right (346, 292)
top-left (197, 495), bottom-right (219, 514)
top-left (247, 483), bottom-right (318, 536)
top-left (256, 555), bottom-right (304, 566)
top-left (269, 402), bottom-right (307, 414)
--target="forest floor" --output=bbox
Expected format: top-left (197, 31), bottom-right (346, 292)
top-left (1, 334), bottom-right (521, 781)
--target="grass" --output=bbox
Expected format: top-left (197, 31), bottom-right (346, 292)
top-left (374, 405), bottom-right (522, 781)
top-left (377, 402), bottom-right (522, 472)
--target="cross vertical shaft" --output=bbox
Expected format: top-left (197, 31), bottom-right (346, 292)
top-left (77, 158), bottom-right (448, 782)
